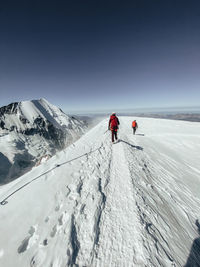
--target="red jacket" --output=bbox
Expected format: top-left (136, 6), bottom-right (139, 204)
top-left (109, 115), bottom-right (120, 131)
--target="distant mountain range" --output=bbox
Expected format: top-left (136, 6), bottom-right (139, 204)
top-left (0, 99), bottom-right (87, 184)
top-left (122, 113), bottom-right (200, 122)
top-left (73, 110), bottom-right (200, 123)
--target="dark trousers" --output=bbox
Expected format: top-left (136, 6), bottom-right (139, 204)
top-left (111, 130), bottom-right (118, 142)
top-left (133, 127), bottom-right (136, 134)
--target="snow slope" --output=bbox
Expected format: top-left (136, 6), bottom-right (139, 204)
top-left (0, 117), bottom-right (200, 267)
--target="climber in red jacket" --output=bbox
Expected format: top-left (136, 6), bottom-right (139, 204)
top-left (108, 112), bottom-right (120, 143)
top-left (132, 120), bottom-right (138, 135)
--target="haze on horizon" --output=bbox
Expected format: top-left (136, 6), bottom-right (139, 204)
top-left (1, 0), bottom-right (200, 113)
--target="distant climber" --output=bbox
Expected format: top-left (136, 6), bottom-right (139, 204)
top-left (132, 120), bottom-right (138, 135)
top-left (108, 112), bottom-right (120, 143)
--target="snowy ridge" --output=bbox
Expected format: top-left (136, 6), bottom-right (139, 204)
top-left (0, 117), bottom-right (200, 266)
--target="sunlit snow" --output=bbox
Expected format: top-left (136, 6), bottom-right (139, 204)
top-left (0, 117), bottom-right (200, 267)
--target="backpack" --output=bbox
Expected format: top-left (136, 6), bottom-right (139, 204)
top-left (132, 121), bottom-right (136, 127)
top-left (110, 115), bottom-right (118, 129)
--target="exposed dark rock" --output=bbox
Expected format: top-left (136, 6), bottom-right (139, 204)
top-left (0, 120), bottom-right (5, 129)
top-left (1, 149), bottom-right (35, 185)
top-left (21, 117), bottom-right (66, 149)
top-left (34, 116), bottom-right (46, 128)
top-left (0, 153), bottom-right (12, 184)
top-left (0, 102), bottom-right (19, 116)
top-left (19, 116), bottom-right (29, 124)
top-left (23, 128), bottom-right (38, 135)
top-left (10, 125), bottom-right (18, 132)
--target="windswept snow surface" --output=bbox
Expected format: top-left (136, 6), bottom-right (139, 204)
top-left (0, 117), bottom-right (200, 267)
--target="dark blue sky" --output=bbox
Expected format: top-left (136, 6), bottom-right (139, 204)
top-left (1, 0), bottom-right (200, 113)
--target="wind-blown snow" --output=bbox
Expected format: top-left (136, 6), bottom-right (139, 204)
top-left (0, 117), bottom-right (200, 267)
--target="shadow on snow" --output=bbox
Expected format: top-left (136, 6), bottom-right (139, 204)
top-left (119, 139), bottom-right (143, 151)
top-left (136, 133), bottom-right (145, 136)
top-left (184, 220), bottom-right (200, 267)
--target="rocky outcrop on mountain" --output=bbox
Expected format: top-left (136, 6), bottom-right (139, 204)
top-left (0, 102), bottom-right (18, 116)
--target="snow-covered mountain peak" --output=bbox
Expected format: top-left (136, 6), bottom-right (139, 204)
top-left (0, 99), bottom-right (87, 184)
top-left (0, 98), bottom-right (85, 134)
